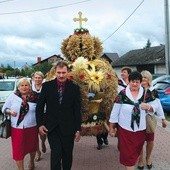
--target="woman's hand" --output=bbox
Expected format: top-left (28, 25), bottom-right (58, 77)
top-left (74, 131), bottom-right (81, 142)
top-left (39, 125), bottom-right (48, 136)
top-left (109, 127), bottom-right (117, 137)
top-left (162, 119), bottom-right (167, 128)
top-left (7, 109), bottom-right (17, 117)
top-left (140, 102), bottom-right (151, 111)
top-left (109, 122), bottom-right (117, 137)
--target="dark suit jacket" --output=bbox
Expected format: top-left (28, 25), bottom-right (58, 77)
top-left (36, 78), bottom-right (81, 135)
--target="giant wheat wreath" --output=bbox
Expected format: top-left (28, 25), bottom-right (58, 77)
top-left (46, 28), bottom-right (118, 136)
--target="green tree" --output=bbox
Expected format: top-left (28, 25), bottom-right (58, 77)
top-left (33, 62), bottom-right (53, 76)
top-left (144, 39), bottom-right (151, 49)
top-left (5, 70), bottom-right (14, 77)
top-left (14, 68), bottom-right (21, 77)
top-left (3, 64), bottom-right (15, 77)
top-left (24, 67), bottom-right (34, 77)
top-left (19, 67), bottom-right (33, 77)
top-left (0, 64), bottom-right (5, 68)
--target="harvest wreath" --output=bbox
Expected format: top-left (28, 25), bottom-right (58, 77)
top-left (46, 12), bottom-right (118, 136)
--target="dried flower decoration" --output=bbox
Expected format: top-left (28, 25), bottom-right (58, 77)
top-left (61, 28), bottom-right (103, 62)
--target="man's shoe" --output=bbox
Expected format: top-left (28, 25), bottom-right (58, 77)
top-left (97, 144), bottom-right (102, 150)
top-left (104, 139), bottom-right (109, 145)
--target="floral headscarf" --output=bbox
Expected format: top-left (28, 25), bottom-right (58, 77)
top-left (15, 90), bottom-right (38, 126)
top-left (118, 79), bottom-right (127, 88)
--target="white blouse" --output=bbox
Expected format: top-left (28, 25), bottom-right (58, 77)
top-left (109, 85), bottom-right (158, 132)
top-left (2, 93), bottom-right (37, 129)
top-left (149, 86), bottom-right (165, 119)
top-left (118, 78), bottom-right (127, 93)
top-left (32, 82), bottom-right (42, 93)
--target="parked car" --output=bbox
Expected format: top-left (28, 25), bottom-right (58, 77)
top-left (0, 79), bottom-right (18, 111)
top-left (152, 74), bottom-right (164, 80)
top-left (154, 80), bottom-right (170, 112)
top-left (152, 75), bottom-right (170, 86)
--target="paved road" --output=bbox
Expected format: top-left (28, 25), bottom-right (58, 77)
top-left (0, 120), bottom-right (170, 170)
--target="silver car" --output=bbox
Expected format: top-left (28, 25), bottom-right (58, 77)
top-left (0, 79), bottom-right (18, 110)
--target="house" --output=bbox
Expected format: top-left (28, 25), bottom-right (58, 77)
top-left (112, 45), bottom-right (165, 77)
top-left (101, 52), bottom-right (119, 64)
top-left (21, 62), bottom-right (31, 70)
top-left (32, 54), bottom-right (63, 67)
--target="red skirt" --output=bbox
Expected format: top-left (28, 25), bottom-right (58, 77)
top-left (146, 132), bottom-right (154, 141)
top-left (119, 126), bottom-right (146, 166)
top-left (11, 126), bottom-right (38, 160)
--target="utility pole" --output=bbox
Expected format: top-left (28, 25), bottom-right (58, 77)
top-left (164, 0), bottom-right (170, 74)
top-left (14, 61), bottom-right (16, 77)
top-left (14, 61), bottom-right (16, 69)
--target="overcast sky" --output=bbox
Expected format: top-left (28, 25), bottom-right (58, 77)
top-left (0, 0), bottom-right (166, 67)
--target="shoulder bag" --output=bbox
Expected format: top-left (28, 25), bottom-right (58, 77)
top-left (0, 113), bottom-right (11, 139)
top-left (146, 114), bottom-right (157, 133)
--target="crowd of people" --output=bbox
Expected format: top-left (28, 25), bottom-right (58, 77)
top-left (109, 68), bottom-right (167, 170)
top-left (1, 61), bottom-right (168, 170)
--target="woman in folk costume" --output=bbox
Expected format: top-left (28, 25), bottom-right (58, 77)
top-left (137, 70), bottom-right (167, 169)
top-left (2, 78), bottom-right (38, 170)
top-left (109, 71), bottom-right (158, 170)
top-left (118, 66), bottom-right (132, 93)
top-left (32, 71), bottom-right (47, 162)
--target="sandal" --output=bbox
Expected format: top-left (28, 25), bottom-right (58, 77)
top-left (146, 157), bottom-right (152, 169)
top-left (137, 165), bottom-right (144, 169)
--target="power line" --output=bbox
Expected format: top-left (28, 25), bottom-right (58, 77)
top-left (102, 0), bottom-right (145, 43)
top-left (0, 0), bottom-right (92, 15)
top-left (0, 0), bottom-right (15, 3)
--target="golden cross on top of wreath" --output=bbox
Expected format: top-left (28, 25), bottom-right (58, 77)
top-left (73, 11), bottom-right (88, 28)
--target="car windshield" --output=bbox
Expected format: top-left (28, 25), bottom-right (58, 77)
top-left (0, 81), bottom-right (15, 91)
top-left (154, 82), bottom-right (170, 90)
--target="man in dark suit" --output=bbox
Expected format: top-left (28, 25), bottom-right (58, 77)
top-left (36, 61), bottom-right (81, 170)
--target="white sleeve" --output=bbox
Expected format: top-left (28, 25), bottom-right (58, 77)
top-left (2, 93), bottom-right (14, 113)
top-left (109, 103), bottom-right (121, 123)
top-left (147, 99), bottom-right (159, 116)
top-left (118, 85), bottom-right (124, 93)
top-left (155, 98), bottom-right (165, 119)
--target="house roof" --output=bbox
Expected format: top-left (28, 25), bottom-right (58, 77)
top-left (21, 62), bottom-right (30, 69)
top-left (32, 54), bottom-right (63, 66)
top-left (101, 53), bottom-right (119, 63)
top-left (112, 45), bottom-right (165, 67)
top-left (41, 54), bottom-right (63, 62)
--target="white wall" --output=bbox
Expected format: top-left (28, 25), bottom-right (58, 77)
top-left (112, 64), bottom-right (166, 79)
top-left (154, 64), bottom-right (166, 74)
